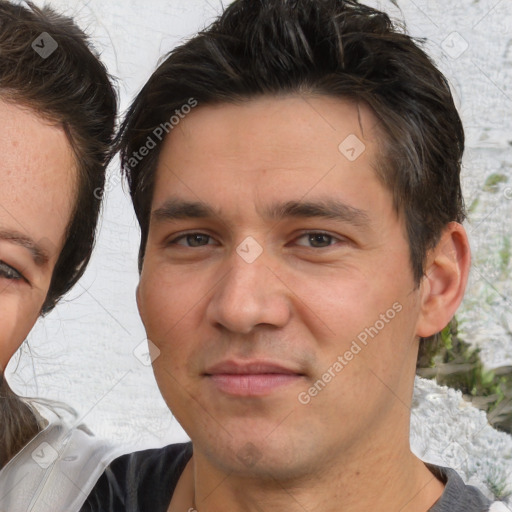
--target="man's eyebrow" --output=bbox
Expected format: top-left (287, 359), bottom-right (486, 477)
top-left (263, 199), bottom-right (371, 227)
top-left (0, 230), bottom-right (50, 266)
top-left (152, 199), bottom-right (219, 222)
top-left (152, 197), bottom-right (370, 227)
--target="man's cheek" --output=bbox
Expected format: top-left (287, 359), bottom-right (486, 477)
top-left (151, 339), bottom-right (193, 383)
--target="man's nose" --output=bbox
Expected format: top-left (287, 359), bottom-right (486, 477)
top-left (205, 246), bottom-right (292, 334)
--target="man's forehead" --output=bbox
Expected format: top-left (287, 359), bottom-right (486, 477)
top-left (150, 95), bottom-right (388, 220)
top-left (154, 96), bottom-right (382, 177)
top-left (159, 94), bottom-right (381, 150)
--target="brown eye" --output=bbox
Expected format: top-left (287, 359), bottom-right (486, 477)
top-left (295, 232), bottom-right (339, 248)
top-left (170, 233), bottom-right (213, 247)
top-left (186, 234), bottom-right (211, 247)
top-left (307, 233), bottom-right (333, 248)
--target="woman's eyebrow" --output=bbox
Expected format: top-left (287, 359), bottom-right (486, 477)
top-left (0, 229), bottom-right (50, 266)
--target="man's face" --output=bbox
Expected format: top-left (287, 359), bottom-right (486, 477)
top-left (138, 95), bottom-right (425, 478)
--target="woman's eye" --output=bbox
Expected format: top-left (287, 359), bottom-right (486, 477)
top-left (171, 233), bottom-right (214, 247)
top-left (0, 261), bottom-right (23, 281)
top-left (295, 232), bottom-right (338, 248)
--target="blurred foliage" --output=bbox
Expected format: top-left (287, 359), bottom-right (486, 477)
top-left (417, 317), bottom-right (512, 434)
top-left (483, 173), bottom-right (508, 193)
top-left (468, 196), bottom-right (480, 215)
top-left (485, 467), bottom-right (512, 501)
top-left (500, 236), bottom-right (511, 273)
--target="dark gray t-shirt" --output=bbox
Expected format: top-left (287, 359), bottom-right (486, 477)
top-left (82, 443), bottom-right (497, 511)
top-left (427, 463), bottom-right (492, 511)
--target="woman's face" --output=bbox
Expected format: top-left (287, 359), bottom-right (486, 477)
top-left (0, 99), bottom-right (76, 370)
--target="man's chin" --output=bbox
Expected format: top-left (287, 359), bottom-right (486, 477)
top-left (193, 433), bottom-right (322, 482)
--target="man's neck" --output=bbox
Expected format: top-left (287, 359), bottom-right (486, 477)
top-left (169, 444), bottom-right (445, 512)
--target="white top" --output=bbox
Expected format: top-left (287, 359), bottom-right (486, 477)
top-left (489, 504), bottom-right (512, 511)
top-left (0, 403), bottom-right (118, 512)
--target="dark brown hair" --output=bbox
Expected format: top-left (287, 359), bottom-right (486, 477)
top-left (118, 0), bottom-right (465, 283)
top-left (0, 0), bottom-right (116, 467)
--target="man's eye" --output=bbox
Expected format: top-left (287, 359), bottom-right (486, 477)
top-left (170, 233), bottom-right (213, 247)
top-left (168, 232), bottom-right (342, 249)
top-left (295, 232), bottom-right (338, 248)
top-left (0, 261), bottom-right (23, 280)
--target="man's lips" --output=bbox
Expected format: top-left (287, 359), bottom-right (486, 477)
top-left (204, 360), bottom-right (305, 396)
top-left (205, 360), bottom-right (303, 375)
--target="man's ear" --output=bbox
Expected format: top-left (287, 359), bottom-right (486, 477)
top-left (416, 222), bottom-right (471, 338)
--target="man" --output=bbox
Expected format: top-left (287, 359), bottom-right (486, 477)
top-left (84, 0), bottom-right (506, 510)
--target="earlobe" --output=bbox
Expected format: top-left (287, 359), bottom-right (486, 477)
top-left (416, 222), bottom-right (471, 338)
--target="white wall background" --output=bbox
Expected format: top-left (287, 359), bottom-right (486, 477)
top-left (5, 0), bottom-right (512, 500)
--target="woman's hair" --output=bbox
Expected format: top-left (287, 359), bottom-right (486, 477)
top-left (0, 376), bottom-right (42, 467)
top-left (0, 1), bottom-right (117, 467)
